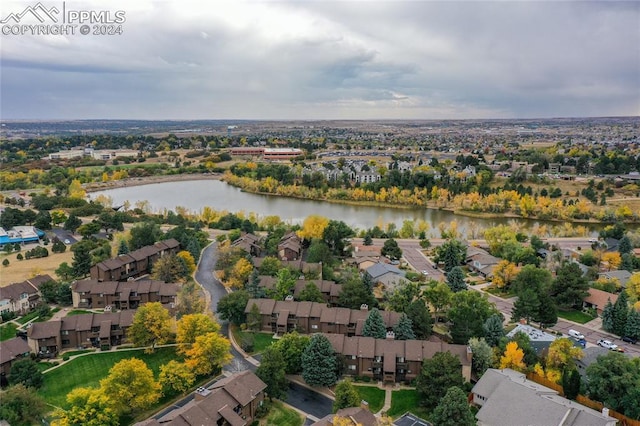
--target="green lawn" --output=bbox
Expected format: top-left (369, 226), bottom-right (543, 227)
top-left (36, 361), bottom-right (59, 373)
top-left (66, 309), bottom-right (93, 316)
top-left (0, 323), bottom-right (18, 341)
top-left (355, 385), bottom-right (385, 413)
top-left (60, 349), bottom-right (96, 358)
top-left (387, 389), bottom-right (431, 420)
top-left (557, 310), bottom-right (595, 324)
top-left (260, 401), bottom-right (303, 426)
top-left (17, 310), bottom-right (41, 324)
top-left (39, 347), bottom-right (178, 409)
top-left (232, 326), bottom-right (276, 354)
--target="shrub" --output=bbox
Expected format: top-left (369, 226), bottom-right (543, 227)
top-left (62, 355), bottom-right (70, 361)
top-left (2, 259), bottom-right (9, 267)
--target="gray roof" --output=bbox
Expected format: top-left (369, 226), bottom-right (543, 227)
top-left (365, 263), bottom-right (405, 279)
top-left (598, 270), bottom-right (632, 287)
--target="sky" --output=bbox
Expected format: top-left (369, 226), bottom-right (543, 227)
top-left (1, 0), bottom-right (639, 120)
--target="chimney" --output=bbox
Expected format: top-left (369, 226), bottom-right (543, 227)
top-left (360, 400), bottom-right (369, 411)
top-left (194, 387), bottom-right (211, 401)
top-left (466, 346), bottom-right (473, 363)
top-left (285, 295), bottom-right (294, 301)
top-left (360, 304), bottom-right (369, 311)
top-left (602, 408), bottom-right (609, 417)
top-left (386, 331), bottom-right (395, 340)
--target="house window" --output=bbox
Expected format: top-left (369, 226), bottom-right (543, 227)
top-left (62, 330), bottom-right (69, 335)
top-left (348, 365), bottom-right (356, 371)
top-left (62, 339), bottom-right (70, 345)
top-left (375, 356), bottom-right (381, 362)
top-left (99, 293), bottom-right (104, 297)
top-left (311, 325), bottom-right (318, 329)
top-left (351, 355), bottom-right (357, 360)
top-left (397, 357), bottom-right (404, 363)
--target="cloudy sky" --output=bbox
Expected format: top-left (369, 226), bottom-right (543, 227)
top-left (1, 0), bottom-right (638, 120)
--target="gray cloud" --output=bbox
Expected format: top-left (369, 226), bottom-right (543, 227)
top-left (1, 0), bottom-right (638, 119)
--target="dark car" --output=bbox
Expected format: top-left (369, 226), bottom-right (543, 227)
top-left (622, 336), bottom-right (638, 344)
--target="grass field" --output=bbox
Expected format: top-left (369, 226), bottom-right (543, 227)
top-left (39, 347), bottom-right (178, 409)
top-left (557, 309), bottom-right (595, 324)
top-left (231, 326), bottom-right (276, 354)
top-left (387, 389), bottom-right (430, 420)
top-left (0, 323), bottom-right (18, 341)
top-left (260, 401), bottom-right (303, 426)
top-left (0, 249), bottom-right (74, 285)
top-left (66, 310), bottom-right (93, 316)
top-left (355, 385), bottom-right (385, 413)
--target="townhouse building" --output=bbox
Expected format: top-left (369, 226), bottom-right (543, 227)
top-left (71, 279), bottom-right (178, 310)
top-left (0, 337), bottom-right (31, 375)
top-left (258, 277), bottom-right (342, 304)
top-left (277, 231), bottom-right (302, 261)
top-left (0, 274), bottom-right (53, 316)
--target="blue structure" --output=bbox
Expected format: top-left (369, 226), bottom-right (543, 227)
top-left (0, 226), bottom-right (43, 246)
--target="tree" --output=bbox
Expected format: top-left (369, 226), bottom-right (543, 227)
top-left (385, 281), bottom-right (420, 313)
top-left (52, 387), bottom-right (119, 426)
top-left (151, 254), bottom-right (187, 283)
top-left (176, 313), bottom-right (220, 353)
top-left (55, 262), bottom-right (74, 281)
top-left (256, 347), bottom-right (288, 400)
top-left (9, 358), bottom-right (43, 389)
top-left (176, 281), bottom-right (205, 318)
top-left (619, 235), bottom-right (632, 254)
top-left (177, 250), bottom-right (196, 275)
top-left (612, 291), bottom-right (629, 336)
top-left (381, 238), bottom-right (402, 260)
top-left (247, 302), bottom-right (262, 331)
top-left (71, 247), bottom-right (92, 278)
top-left (601, 298), bottom-right (615, 332)
top-left (333, 379), bottom-right (361, 412)
top-left (546, 338), bottom-right (583, 372)
top-left (323, 220), bottom-right (354, 256)
top-left (184, 332), bottom-right (232, 376)
top-left (602, 252), bottom-right (622, 270)
top-left (338, 273), bottom-right (377, 310)
top-left (272, 331), bottom-right (310, 374)
top-left (512, 288), bottom-right (541, 324)
top-left (298, 282), bottom-right (325, 303)
top-left (129, 302), bottom-right (172, 351)
top-left (159, 360), bottom-right (195, 395)
top-left (505, 331), bottom-right (539, 367)
top-left (586, 352), bottom-right (640, 419)
top-left (39, 279), bottom-right (61, 303)
top-left (217, 290), bottom-right (250, 326)
top-left (499, 341), bottom-right (526, 372)
top-left (625, 308), bottom-right (640, 340)
top-left (307, 239), bottom-right (333, 264)
top-left (258, 256), bottom-right (282, 276)
top-left (492, 260), bottom-right (519, 289)
top-left (393, 313), bottom-right (415, 340)
top-left (0, 384), bottom-right (47, 426)
top-left (99, 358), bottom-right (161, 415)
top-left (77, 222), bottom-right (100, 238)
top-left (64, 213), bottom-right (82, 233)
top-left (423, 280), bottom-right (452, 322)
top-left (551, 263), bottom-right (589, 309)
top-left (68, 179), bottom-right (86, 199)
top-left (246, 270), bottom-right (265, 299)
top-left (362, 308), bottom-right (387, 339)
top-left (271, 268), bottom-right (297, 300)
top-left (118, 239), bottom-right (129, 255)
top-left (129, 222), bottom-right (162, 250)
top-left (431, 386), bottom-right (476, 426)
top-left (626, 273), bottom-right (640, 303)
top-left (226, 257), bottom-right (253, 289)
top-left (468, 337), bottom-right (493, 375)
top-left (416, 351), bottom-right (464, 408)
top-left (297, 215), bottom-right (330, 240)
top-left (434, 239), bottom-right (467, 272)
top-left (405, 299), bottom-right (433, 339)
top-left (446, 266), bottom-right (467, 292)
top-left (562, 368), bottom-right (581, 400)
top-left (363, 234), bottom-right (373, 246)
top-left (483, 314), bottom-right (505, 347)
top-left (448, 290), bottom-right (499, 344)
top-left (34, 210), bottom-right (52, 230)
top-left (301, 334), bottom-right (337, 387)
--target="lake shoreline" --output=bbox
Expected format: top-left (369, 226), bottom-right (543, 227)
top-left (84, 173), bottom-right (221, 193)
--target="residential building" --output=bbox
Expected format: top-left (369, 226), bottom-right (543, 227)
top-left (136, 371), bottom-right (267, 426)
top-left (354, 170), bottom-right (381, 184)
top-left (598, 270), bottom-right (632, 288)
top-left (27, 310), bottom-right (137, 355)
top-left (312, 406), bottom-right (378, 426)
top-left (231, 233), bottom-right (262, 257)
top-left (0, 274), bottom-right (53, 316)
top-left (258, 277), bottom-right (342, 304)
top-left (0, 337), bottom-right (31, 375)
top-left (71, 279), bottom-right (178, 310)
top-left (322, 333), bottom-right (472, 384)
top-left (277, 232), bottom-right (302, 261)
top-left (575, 347), bottom-right (610, 379)
top-left (472, 369), bottom-right (617, 426)
top-left (583, 288), bottom-right (618, 315)
top-left (506, 324), bottom-right (558, 355)
top-left (90, 239), bottom-right (180, 281)
top-left (244, 298), bottom-right (402, 336)
top-left (364, 263), bottom-right (407, 290)
top-left (466, 248), bottom-right (500, 278)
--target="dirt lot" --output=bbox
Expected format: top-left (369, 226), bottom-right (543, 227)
top-left (0, 248), bottom-right (74, 285)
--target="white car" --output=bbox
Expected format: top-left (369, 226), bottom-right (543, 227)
top-left (421, 270), bottom-right (429, 275)
top-left (597, 339), bottom-right (618, 351)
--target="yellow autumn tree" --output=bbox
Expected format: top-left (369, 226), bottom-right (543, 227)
top-left (52, 387), bottom-right (118, 426)
top-left (297, 215), bottom-right (330, 240)
top-left (546, 338), bottom-right (583, 372)
top-left (492, 260), bottom-right (519, 289)
top-left (177, 250), bottom-right (196, 275)
top-left (176, 313), bottom-right (220, 354)
top-left (184, 332), bottom-right (233, 376)
top-left (625, 272), bottom-right (640, 302)
top-left (499, 341), bottom-right (526, 372)
top-left (99, 358), bottom-right (161, 415)
top-left (68, 179), bottom-right (86, 199)
top-left (159, 360), bottom-right (195, 395)
top-left (601, 252), bottom-right (622, 271)
top-left (225, 257), bottom-right (253, 289)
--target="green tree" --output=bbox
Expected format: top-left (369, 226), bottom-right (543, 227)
top-left (434, 239), bottom-right (467, 272)
top-left (423, 280), bottom-right (452, 322)
top-left (363, 234), bottom-right (373, 246)
top-left (381, 238), bottom-right (402, 260)
top-left (322, 220), bottom-right (355, 256)
top-left (258, 256), bottom-right (282, 276)
top-left (562, 368), bottom-right (581, 400)
top-left (416, 352), bottom-right (464, 408)
top-left (307, 239), bottom-right (333, 264)
top-left (298, 282), bottom-right (325, 303)
top-left (586, 352), bottom-right (640, 419)
top-left (483, 314), bottom-right (505, 347)
top-left (9, 358), bottom-right (43, 389)
top-left (129, 302), bottom-right (172, 351)
top-left (34, 210), bottom-right (52, 230)
top-left (468, 337), bottom-right (493, 375)
top-left (405, 299), bottom-right (433, 339)
top-left (333, 379), bottom-right (361, 412)
top-left (63, 213), bottom-right (82, 233)
top-left (77, 222), bottom-right (100, 238)
top-left (393, 313), bottom-right (415, 340)
top-left (99, 358), bottom-right (161, 415)
top-left (0, 384), bottom-right (47, 426)
top-left (272, 331), bottom-right (311, 374)
top-left (247, 302), bottom-right (262, 332)
top-left (151, 254), bottom-right (187, 282)
top-left (271, 268), bottom-right (296, 300)
top-left (625, 308), bottom-right (640, 340)
top-left (446, 266), bottom-right (467, 292)
top-left (551, 263), bottom-right (590, 309)
top-left (55, 262), bottom-right (74, 281)
top-left (338, 273), bottom-right (377, 310)
top-left (512, 288), bottom-right (541, 324)
top-left (601, 298), bottom-right (615, 332)
top-left (246, 270), bottom-right (265, 299)
top-left (117, 239), bottom-right (129, 255)
top-left (217, 290), bottom-right (250, 326)
top-left (71, 247), bottom-right (92, 278)
top-left (129, 222), bottom-right (162, 250)
top-left (362, 308), bottom-right (387, 339)
top-left (612, 291), bottom-right (629, 336)
top-left (500, 332), bottom-right (539, 366)
top-left (618, 235), bottom-right (632, 255)
top-left (431, 386), bottom-right (476, 426)
top-left (385, 281), bottom-right (420, 313)
top-left (449, 290), bottom-right (499, 345)
top-left (301, 334), bottom-right (337, 387)
top-left (256, 347), bottom-right (288, 400)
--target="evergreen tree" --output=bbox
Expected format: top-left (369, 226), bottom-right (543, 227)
top-left (434, 239), bottom-right (467, 273)
top-left (551, 263), bottom-right (590, 309)
top-left (381, 238), bottom-right (402, 260)
top-left (301, 334), bottom-right (337, 387)
top-left (363, 308), bottom-right (387, 339)
top-left (393, 314), bottom-right (415, 340)
top-left (612, 292), bottom-right (629, 336)
top-left (601, 298), bottom-right (615, 333)
top-left (405, 300), bottom-right (433, 339)
top-left (338, 276), bottom-right (377, 310)
top-left (446, 266), bottom-right (467, 292)
top-left (118, 239), bottom-right (129, 255)
top-left (246, 270), bottom-right (265, 299)
top-left (618, 236), bottom-right (632, 255)
top-left (247, 302), bottom-right (262, 331)
top-left (362, 272), bottom-right (374, 292)
top-left (625, 308), bottom-right (640, 340)
top-left (483, 314), bottom-right (505, 346)
top-left (512, 288), bottom-right (540, 324)
top-left (416, 352), bottom-right (464, 408)
top-left (71, 247), bottom-right (92, 278)
top-left (332, 379), bottom-right (360, 412)
top-left (298, 283), bottom-right (325, 303)
top-left (186, 238), bottom-right (202, 263)
top-left (431, 386), bottom-right (476, 426)
top-left (256, 347), bottom-right (287, 400)
top-left (562, 368), bottom-right (581, 400)
top-left (468, 338), bottom-right (493, 375)
top-left (534, 293), bottom-right (558, 328)
top-left (363, 234), bottom-right (373, 246)
top-left (9, 359), bottom-right (43, 389)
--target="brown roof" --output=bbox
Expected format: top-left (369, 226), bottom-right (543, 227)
top-left (584, 288), bottom-right (618, 309)
top-left (27, 320), bottom-right (61, 340)
top-left (72, 279), bottom-right (177, 299)
top-left (25, 274), bottom-right (54, 289)
top-left (209, 370), bottom-right (267, 407)
top-left (0, 279), bottom-right (41, 302)
top-left (218, 405), bottom-right (245, 426)
top-left (0, 337), bottom-right (31, 365)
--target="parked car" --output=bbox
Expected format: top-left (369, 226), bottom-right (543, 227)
top-left (597, 339), bottom-right (619, 351)
top-left (622, 336), bottom-right (638, 344)
top-left (568, 329), bottom-right (585, 340)
top-left (421, 270), bottom-right (429, 275)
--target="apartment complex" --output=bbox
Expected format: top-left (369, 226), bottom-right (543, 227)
top-left (0, 274), bottom-right (53, 316)
top-left (71, 279), bottom-right (178, 310)
top-left (0, 337), bottom-right (31, 375)
top-left (90, 239), bottom-right (180, 281)
top-left (258, 277), bottom-right (342, 305)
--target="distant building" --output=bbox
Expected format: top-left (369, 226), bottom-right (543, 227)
top-left (0, 337), bottom-right (31, 375)
top-left (506, 324), bottom-right (558, 354)
top-left (71, 279), bottom-right (178, 310)
top-left (583, 288), bottom-right (618, 315)
top-left (0, 274), bottom-right (53, 316)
